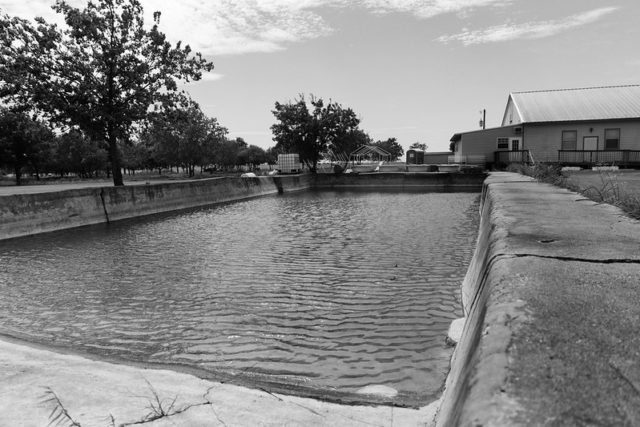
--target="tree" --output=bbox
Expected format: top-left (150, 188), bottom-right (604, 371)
top-left (265, 147), bottom-right (280, 164)
top-left (1, 1), bottom-right (213, 186)
top-left (334, 129), bottom-right (371, 158)
top-left (142, 96), bottom-right (227, 176)
top-left (409, 142), bottom-right (428, 151)
top-left (0, 110), bottom-right (55, 185)
top-left (120, 140), bottom-right (151, 174)
top-left (215, 139), bottom-right (242, 170)
top-left (374, 137), bottom-right (404, 161)
top-left (53, 131), bottom-right (109, 178)
top-left (238, 144), bottom-right (268, 167)
top-left (271, 94), bottom-right (361, 172)
top-left (0, 13), bottom-right (59, 113)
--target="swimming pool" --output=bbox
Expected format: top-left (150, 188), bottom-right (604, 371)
top-left (0, 190), bottom-right (479, 406)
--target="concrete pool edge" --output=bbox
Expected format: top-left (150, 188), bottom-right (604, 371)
top-left (435, 172), bottom-right (640, 425)
top-left (0, 338), bottom-right (440, 426)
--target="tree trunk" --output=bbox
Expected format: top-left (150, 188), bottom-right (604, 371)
top-left (14, 164), bottom-right (22, 186)
top-left (107, 134), bottom-right (124, 186)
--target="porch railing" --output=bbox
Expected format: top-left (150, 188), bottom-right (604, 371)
top-left (494, 150), bottom-right (532, 165)
top-left (558, 150), bottom-right (640, 166)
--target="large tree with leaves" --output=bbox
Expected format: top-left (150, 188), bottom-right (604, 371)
top-left (271, 95), bottom-right (361, 172)
top-left (1, 0), bottom-right (213, 186)
top-left (143, 96), bottom-right (227, 176)
top-left (375, 137), bottom-right (404, 161)
top-left (0, 109), bottom-right (55, 185)
top-left (409, 142), bottom-right (428, 151)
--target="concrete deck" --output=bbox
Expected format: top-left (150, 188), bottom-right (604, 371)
top-left (0, 338), bottom-right (437, 426)
top-left (437, 172), bottom-right (640, 426)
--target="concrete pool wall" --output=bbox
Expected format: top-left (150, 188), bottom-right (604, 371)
top-left (436, 172), bottom-right (640, 425)
top-left (0, 172), bottom-right (485, 240)
top-left (0, 175), bottom-right (313, 240)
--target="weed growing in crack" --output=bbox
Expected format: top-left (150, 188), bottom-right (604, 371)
top-left (40, 380), bottom-right (194, 427)
top-left (40, 387), bottom-right (81, 427)
top-left (139, 379), bottom-right (181, 422)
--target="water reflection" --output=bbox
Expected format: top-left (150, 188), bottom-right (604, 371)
top-left (0, 190), bottom-right (479, 406)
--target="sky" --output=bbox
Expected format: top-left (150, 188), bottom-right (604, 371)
top-left (2, 0), bottom-right (639, 153)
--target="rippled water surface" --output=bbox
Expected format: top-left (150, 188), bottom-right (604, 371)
top-left (0, 190), bottom-right (479, 406)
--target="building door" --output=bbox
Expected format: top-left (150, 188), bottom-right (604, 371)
top-left (583, 136), bottom-right (598, 151)
top-left (510, 138), bottom-right (521, 151)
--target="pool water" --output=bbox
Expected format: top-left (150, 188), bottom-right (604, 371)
top-left (0, 190), bottom-right (479, 406)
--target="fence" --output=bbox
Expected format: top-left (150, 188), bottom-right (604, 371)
top-left (558, 150), bottom-right (640, 166)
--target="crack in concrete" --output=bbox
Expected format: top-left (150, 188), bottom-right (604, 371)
top-left (99, 188), bottom-right (110, 224)
top-left (609, 358), bottom-right (640, 396)
top-left (121, 400), bottom-right (213, 426)
top-left (120, 385), bottom-right (221, 426)
top-left (256, 387), bottom-right (326, 419)
top-left (509, 253), bottom-right (640, 265)
top-left (464, 250), bottom-right (639, 316)
top-left (203, 385), bottom-right (228, 427)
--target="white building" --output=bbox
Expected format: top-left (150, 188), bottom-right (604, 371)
top-left (451, 85), bottom-right (640, 167)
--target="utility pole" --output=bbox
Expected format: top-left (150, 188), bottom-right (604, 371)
top-left (479, 109), bottom-right (486, 129)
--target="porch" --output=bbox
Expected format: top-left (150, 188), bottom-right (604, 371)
top-left (558, 150), bottom-right (640, 167)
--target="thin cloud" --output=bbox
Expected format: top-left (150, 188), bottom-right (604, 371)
top-left (138, 0), bottom-right (335, 56)
top-left (437, 7), bottom-right (619, 45)
top-left (360, 0), bottom-right (513, 19)
top-left (1, 0), bottom-right (517, 56)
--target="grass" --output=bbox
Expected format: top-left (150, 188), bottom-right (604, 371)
top-left (579, 171), bottom-right (640, 219)
top-left (505, 163), bottom-right (566, 186)
top-left (506, 163), bottom-right (640, 220)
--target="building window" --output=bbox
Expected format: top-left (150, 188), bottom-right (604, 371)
top-left (497, 137), bottom-right (509, 150)
top-left (604, 128), bottom-right (620, 150)
top-left (561, 130), bottom-right (577, 150)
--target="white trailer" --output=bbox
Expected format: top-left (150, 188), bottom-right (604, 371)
top-left (277, 154), bottom-right (302, 174)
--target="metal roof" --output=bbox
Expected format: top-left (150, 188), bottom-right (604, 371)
top-left (350, 145), bottom-right (391, 158)
top-left (509, 85), bottom-right (640, 123)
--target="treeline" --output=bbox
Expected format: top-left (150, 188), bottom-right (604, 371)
top-left (0, 108), bottom-right (274, 185)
